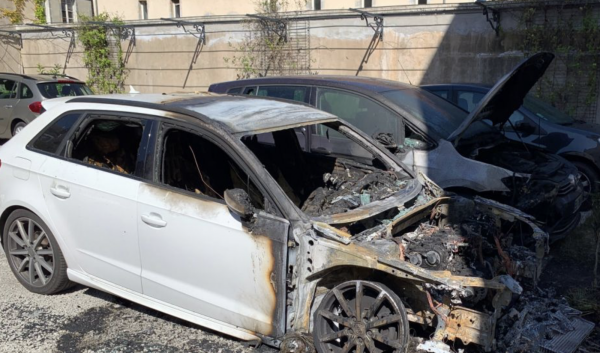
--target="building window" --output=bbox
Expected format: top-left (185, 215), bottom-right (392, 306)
top-left (61, 0), bottom-right (74, 23)
top-left (418, 0), bottom-right (427, 4)
top-left (172, 0), bottom-right (181, 18)
top-left (314, 0), bottom-right (321, 10)
top-left (139, 1), bottom-right (148, 20)
top-left (364, 0), bottom-right (372, 7)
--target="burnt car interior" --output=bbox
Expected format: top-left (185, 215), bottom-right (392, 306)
top-left (70, 117), bottom-right (143, 175)
top-left (161, 129), bottom-right (264, 209)
top-left (242, 123), bottom-right (411, 217)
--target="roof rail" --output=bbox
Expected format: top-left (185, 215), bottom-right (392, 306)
top-left (0, 72), bottom-right (37, 80)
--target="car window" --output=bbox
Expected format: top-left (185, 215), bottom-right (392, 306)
top-left (503, 110), bottom-right (526, 131)
top-left (227, 87), bottom-right (242, 94)
top-left (257, 86), bottom-right (310, 103)
top-left (429, 90), bottom-right (449, 100)
top-left (29, 113), bottom-right (81, 154)
top-left (161, 128), bottom-right (265, 209)
top-left (20, 84), bottom-right (34, 99)
top-left (0, 79), bottom-right (17, 99)
top-left (456, 90), bottom-right (485, 112)
top-left (316, 88), bottom-right (398, 140)
top-left (243, 86), bottom-right (257, 96)
top-left (381, 88), bottom-right (472, 140)
top-left (522, 95), bottom-right (574, 125)
top-left (37, 82), bottom-right (93, 98)
top-left (69, 116), bottom-right (147, 176)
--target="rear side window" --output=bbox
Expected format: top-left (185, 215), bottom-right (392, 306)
top-left (456, 90), bottom-right (485, 112)
top-left (37, 82), bottom-right (93, 98)
top-left (0, 79), bottom-right (17, 99)
top-left (227, 87), bottom-right (242, 94)
top-left (429, 90), bottom-right (449, 100)
top-left (257, 86), bottom-right (310, 103)
top-left (30, 113), bottom-right (81, 154)
top-left (20, 84), bottom-right (34, 99)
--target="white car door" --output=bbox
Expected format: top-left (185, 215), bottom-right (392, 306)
top-left (137, 126), bottom-right (289, 337)
top-left (37, 112), bottom-right (153, 293)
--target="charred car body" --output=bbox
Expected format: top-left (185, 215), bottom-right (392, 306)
top-left (0, 93), bottom-right (561, 352)
top-left (209, 53), bottom-right (587, 241)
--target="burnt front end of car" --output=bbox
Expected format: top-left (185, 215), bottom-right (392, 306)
top-left (286, 188), bottom-right (549, 352)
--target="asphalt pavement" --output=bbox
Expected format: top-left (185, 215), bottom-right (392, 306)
top-left (0, 250), bottom-right (271, 353)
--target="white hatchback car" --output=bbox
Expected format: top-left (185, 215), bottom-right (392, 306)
top-left (0, 94), bottom-right (550, 352)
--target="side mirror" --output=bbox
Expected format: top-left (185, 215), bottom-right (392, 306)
top-left (224, 189), bottom-right (255, 218)
top-left (515, 121), bottom-right (536, 135)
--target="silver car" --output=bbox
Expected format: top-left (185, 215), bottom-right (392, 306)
top-left (0, 73), bottom-right (92, 137)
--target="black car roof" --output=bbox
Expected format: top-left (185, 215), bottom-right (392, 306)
top-left (210, 75), bottom-right (414, 93)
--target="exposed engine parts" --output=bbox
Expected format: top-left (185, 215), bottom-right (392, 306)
top-left (301, 159), bottom-right (408, 216)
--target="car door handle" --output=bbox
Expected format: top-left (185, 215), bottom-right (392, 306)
top-left (141, 213), bottom-right (167, 228)
top-left (50, 186), bottom-right (70, 199)
top-left (4, 105), bottom-right (12, 109)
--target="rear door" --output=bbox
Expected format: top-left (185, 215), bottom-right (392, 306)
top-left (137, 123), bottom-right (289, 336)
top-left (0, 78), bottom-right (19, 135)
top-left (35, 112), bottom-right (154, 293)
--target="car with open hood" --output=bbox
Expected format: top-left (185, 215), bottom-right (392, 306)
top-left (422, 82), bottom-right (600, 193)
top-left (0, 93), bottom-right (572, 352)
top-left (209, 53), bottom-right (587, 242)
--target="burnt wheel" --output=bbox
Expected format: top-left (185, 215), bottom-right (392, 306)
top-left (313, 280), bottom-right (409, 353)
top-left (3, 209), bottom-right (71, 294)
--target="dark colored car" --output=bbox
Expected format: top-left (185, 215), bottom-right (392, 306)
top-left (209, 53), bottom-right (587, 241)
top-left (422, 83), bottom-right (600, 193)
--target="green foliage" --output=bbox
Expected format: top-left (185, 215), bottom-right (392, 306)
top-left (226, 0), bottom-right (312, 79)
top-left (0, 0), bottom-right (26, 24)
top-left (37, 63), bottom-right (62, 75)
top-left (77, 13), bottom-right (128, 94)
top-left (511, 2), bottom-right (600, 118)
top-left (33, 0), bottom-right (45, 24)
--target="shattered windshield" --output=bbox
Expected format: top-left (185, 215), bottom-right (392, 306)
top-left (381, 88), bottom-right (468, 140)
top-left (241, 122), bottom-right (415, 217)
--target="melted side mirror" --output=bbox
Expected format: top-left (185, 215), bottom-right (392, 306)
top-left (224, 189), bottom-right (255, 218)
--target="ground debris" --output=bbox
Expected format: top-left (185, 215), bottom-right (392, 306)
top-left (496, 288), bottom-right (595, 353)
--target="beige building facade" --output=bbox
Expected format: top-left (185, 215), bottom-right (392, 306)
top-left (94, 0), bottom-right (473, 20)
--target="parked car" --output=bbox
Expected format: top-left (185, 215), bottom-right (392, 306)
top-left (209, 53), bottom-right (586, 241)
top-left (0, 72), bottom-right (92, 137)
top-left (422, 83), bottom-right (600, 193)
top-left (1, 93), bottom-right (556, 352)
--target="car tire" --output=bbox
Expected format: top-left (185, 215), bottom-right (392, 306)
top-left (313, 280), bottom-right (410, 353)
top-left (573, 161), bottom-right (599, 193)
top-left (3, 209), bottom-right (71, 294)
top-left (12, 121), bottom-right (27, 136)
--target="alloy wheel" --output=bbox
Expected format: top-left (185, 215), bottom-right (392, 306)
top-left (314, 281), bottom-right (409, 353)
top-left (6, 217), bottom-right (55, 287)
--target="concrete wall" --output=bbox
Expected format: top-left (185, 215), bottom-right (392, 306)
top-left (6, 2), bottom-right (600, 123)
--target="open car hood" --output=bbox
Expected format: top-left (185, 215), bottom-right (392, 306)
top-left (448, 52), bottom-right (555, 143)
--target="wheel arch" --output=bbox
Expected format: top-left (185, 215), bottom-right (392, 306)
top-left (561, 152), bottom-right (600, 176)
top-left (10, 118), bottom-right (26, 133)
top-left (0, 204), bottom-right (34, 247)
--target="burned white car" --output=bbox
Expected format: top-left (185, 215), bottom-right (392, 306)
top-left (0, 94), bottom-right (555, 352)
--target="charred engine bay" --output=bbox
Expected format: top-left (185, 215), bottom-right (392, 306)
top-left (329, 196), bottom-right (543, 293)
top-left (457, 136), bottom-right (577, 216)
top-left (301, 159), bottom-right (408, 216)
